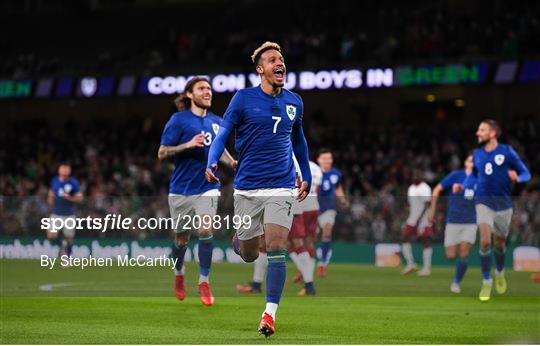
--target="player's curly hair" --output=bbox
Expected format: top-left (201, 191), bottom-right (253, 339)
top-left (481, 119), bottom-right (502, 138)
top-left (173, 77), bottom-right (210, 111)
top-left (251, 41), bottom-right (282, 65)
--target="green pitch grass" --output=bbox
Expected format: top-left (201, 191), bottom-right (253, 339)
top-left (1, 259), bottom-right (538, 344)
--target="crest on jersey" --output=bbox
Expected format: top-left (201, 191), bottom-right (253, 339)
top-left (494, 154), bottom-right (505, 166)
top-left (286, 105), bottom-right (296, 120)
top-left (212, 123), bottom-right (220, 135)
top-left (64, 184), bottom-right (72, 193)
top-left (330, 174), bottom-right (339, 184)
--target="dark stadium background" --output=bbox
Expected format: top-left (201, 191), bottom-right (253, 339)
top-left (1, 0), bottom-right (539, 246)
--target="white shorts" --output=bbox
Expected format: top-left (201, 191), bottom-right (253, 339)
top-left (475, 204), bottom-right (513, 238)
top-left (292, 189), bottom-right (303, 216)
top-left (301, 195), bottom-right (320, 213)
top-left (318, 209), bottom-right (337, 228)
top-left (406, 214), bottom-right (430, 230)
top-left (49, 214), bottom-right (76, 237)
top-left (234, 188), bottom-right (295, 241)
top-left (168, 189), bottom-right (219, 233)
top-left (444, 223), bottom-right (477, 247)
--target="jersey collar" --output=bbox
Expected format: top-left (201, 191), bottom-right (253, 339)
top-left (257, 85), bottom-right (284, 99)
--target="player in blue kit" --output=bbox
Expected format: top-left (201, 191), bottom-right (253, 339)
top-left (47, 162), bottom-right (83, 263)
top-left (428, 154), bottom-right (477, 293)
top-left (205, 42), bottom-right (311, 337)
top-left (456, 119), bottom-right (531, 301)
top-left (316, 149), bottom-right (349, 278)
top-left (158, 77), bottom-right (236, 306)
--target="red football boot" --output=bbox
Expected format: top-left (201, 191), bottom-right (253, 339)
top-left (174, 275), bottom-right (186, 301)
top-left (198, 282), bottom-right (215, 306)
top-left (292, 270), bottom-right (303, 284)
top-left (236, 282), bottom-right (262, 294)
top-left (258, 312), bottom-right (275, 337)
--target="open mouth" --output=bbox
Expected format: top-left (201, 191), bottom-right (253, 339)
top-left (273, 67), bottom-right (285, 80)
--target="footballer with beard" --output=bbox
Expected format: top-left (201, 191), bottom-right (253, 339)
top-left (455, 119), bottom-right (530, 301)
top-left (158, 77), bottom-right (236, 306)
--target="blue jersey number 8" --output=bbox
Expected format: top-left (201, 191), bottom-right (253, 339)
top-left (484, 162), bottom-right (493, 175)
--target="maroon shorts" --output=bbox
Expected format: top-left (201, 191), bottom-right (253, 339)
top-left (288, 214), bottom-right (306, 239)
top-left (302, 210), bottom-right (319, 237)
top-left (403, 224), bottom-right (434, 238)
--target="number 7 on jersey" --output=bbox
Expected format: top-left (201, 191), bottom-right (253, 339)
top-left (272, 116), bottom-right (281, 133)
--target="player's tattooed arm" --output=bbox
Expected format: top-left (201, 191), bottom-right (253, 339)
top-left (428, 184), bottom-right (443, 223)
top-left (158, 134), bottom-right (205, 160)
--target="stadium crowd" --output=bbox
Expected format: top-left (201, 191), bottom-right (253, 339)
top-left (2, 0), bottom-right (540, 78)
top-left (1, 115), bottom-right (538, 246)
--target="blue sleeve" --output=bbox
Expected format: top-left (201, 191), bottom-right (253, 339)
top-left (439, 171), bottom-right (457, 191)
top-left (508, 146), bottom-right (531, 183)
top-left (50, 178), bottom-right (55, 188)
top-left (291, 103), bottom-right (312, 191)
top-left (207, 125), bottom-right (232, 168)
top-left (160, 115), bottom-right (182, 146)
top-left (220, 91), bottom-right (243, 130)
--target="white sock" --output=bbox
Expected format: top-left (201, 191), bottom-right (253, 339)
top-left (289, 251), bottom-right (298, 262)
top-left (496, 269), bottom-right (504, 276)
top-left (402, 243), bottom-right (415, 266)
top-left (309, 257), bottom-right (316, 280)
top-left (253, 252), bottom-right (268, 283)
top-left (174, 265), bottom-right (185, 276)
top-left (483, 278), bottom-right (493, 285)
top-left (264, 302), bottom-right (278, 320)
top-left (296, 251), bottom-right (313, 283)
top-left (422, 247), bottom-right (432, 271)
top-left (289, 251), bottom-right (300, 268)
top-left (198, 274), bottom-right (209, 284)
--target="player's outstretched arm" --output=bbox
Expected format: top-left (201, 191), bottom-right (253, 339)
top-left (206, 125), bottom-right (232, 183)
top-left (291, 121), bottom-right (312, 201)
